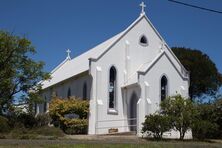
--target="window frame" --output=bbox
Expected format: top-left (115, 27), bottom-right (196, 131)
top-left (107, 65), bottom-right (118, 115)
top-left (160, 75), bottom-right (168, 101)
top-left (67, 87), bottom-right (71, 99)
top-left (43, 96), bottom-right (47, 113)
top-left (139, 35), bottom-right (148, 47)
top-left (83, 82), bottom-right (87, 100)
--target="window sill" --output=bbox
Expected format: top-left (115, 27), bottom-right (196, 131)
top-left (139, 42), bottom-right (148, 47)
top-left (107, 109), bottom-right (118, 115)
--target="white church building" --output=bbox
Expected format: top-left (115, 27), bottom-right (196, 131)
top-left (37, 2), bottom-right (191, 138)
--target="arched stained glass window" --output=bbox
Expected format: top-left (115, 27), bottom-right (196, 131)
top-left (161, 75), bottom-right (168, 101)
top-left (109, 66), bottom-right (117, 109)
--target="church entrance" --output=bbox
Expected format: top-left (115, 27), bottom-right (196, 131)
top-left (129, 92), bottom-right (138, 132)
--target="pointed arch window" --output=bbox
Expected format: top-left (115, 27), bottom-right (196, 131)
top-left (139, 35), bottom-right (148, 46)
top-left (109, 66), bottom-right (117, 109)
top-left (43, 96), bottom-right (47, 113)
top-left (161, 75), bottom-right (168, 101)
top-left (35, 103), bottom-right (38, 114)
top-left (67, 87), bottom-right (71, 99)
top-left (83, 82), bottom-right (87, 100)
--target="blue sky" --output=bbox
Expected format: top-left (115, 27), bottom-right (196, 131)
top-left (0, 0), bottom-right (221, 75)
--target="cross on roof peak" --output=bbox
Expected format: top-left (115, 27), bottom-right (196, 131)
top-left (66, 49), bottom-right (71, 60)
top-left (140, 1), bottom-right (146, 16)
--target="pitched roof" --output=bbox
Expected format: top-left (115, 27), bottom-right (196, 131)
top-left (122, 50), bottom-right (189, 88)
top-left (41, 14), bottom-right (146, 89)
top-left (41, 31), bottom-right (124, 89)
top-left (41, 13), bottom-right (189, 89)
top-left (122, 51), bottom-right (164, 87)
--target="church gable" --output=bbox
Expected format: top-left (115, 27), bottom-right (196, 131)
top-left (41, 2), bottom-right (188, 93)
top-left (91, 13), bottom-right (188, 81)
top-left (139, 52), bottom-right (189, 101)
top-left (138, 51), bottom-right (189, 81)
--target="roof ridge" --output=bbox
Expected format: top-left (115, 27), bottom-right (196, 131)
top-left (138, 51), bottom-right (165, 74)
top-left (50, 57), bottom-right (70, 74)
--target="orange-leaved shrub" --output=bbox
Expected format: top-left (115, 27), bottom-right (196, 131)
top-left (49, 96), bottom-right (89, 134)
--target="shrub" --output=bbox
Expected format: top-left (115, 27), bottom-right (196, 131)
top-left (8, 126), bottom-right (64, 139)
top-left (61, 118), bottom-right (88, 134)
top-left (36, 113), bottom-right (51, 127)
top-left (192, 119), bottom-right (219, 140)
top-left (160, 95), bottom-right (196, 140)
top-left (29, 126), bottom-right (64, 137)
top-left (193, 102), bottom-right (221, 139)
top-left (142, 114), bottom-right (171, 140)
top-left (17, 113), bottom-right (37, 128)
top-left (0, 116), bottom-right (10, 133)
top-left (49, 97), bottom-right (89, 134)
top-left (9, 126), bottom-right (29, 139)
top-left (213, 98), bottom-right (222, 137)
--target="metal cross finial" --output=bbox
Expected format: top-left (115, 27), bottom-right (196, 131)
top-left (140, 2), bottom-right (146, 15)
top-left (66, 49), bottom-right (71, 60)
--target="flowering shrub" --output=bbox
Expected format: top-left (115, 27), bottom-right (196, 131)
top-left (49, 97), bottom-right (89, 134)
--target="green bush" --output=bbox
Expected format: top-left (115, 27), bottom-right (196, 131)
top-left (142, 114), bottom-right (171, 140)
top-left (29, 126), bottom-right (64, 137)
top-left (17, 113), bottom-right (37, 128)
top-left (193, 101), bottom-right (221, 139)
top-left (0, 116), bottom-right (10, 133)
top-left (9, 126), bottom-right (29, 139)
top-left (7, 113), bottom-right (18, 128)
top-left (61, 119), bottom-right (88, 134)
top-left (192, 120), bottom-right (219, 140)
top-left (9, 126), bottom-right (64, 139)
top-left (36, 113), bottom-right (51, 127)
top-left (160, 95), bottom-right (196, 140)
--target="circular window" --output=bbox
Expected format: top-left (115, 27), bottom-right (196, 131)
top-left (139, 35), bottom-right (148, 46)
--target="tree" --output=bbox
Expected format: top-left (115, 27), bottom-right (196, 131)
top-left (0, 31), bottom-right (49, 115)
top-left (142, 114), bottom-right (171, 140)
top-left (172, 47), bottom-right (222, 101)
top-left (161, 95), bottom-right (196, 140)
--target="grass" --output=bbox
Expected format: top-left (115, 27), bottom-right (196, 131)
top-left (0, 126), bottom-right (64, 139)
top-left (0, 142), bottom-right (221, 148)
top-left (0, 126), bottom-right (221, 147)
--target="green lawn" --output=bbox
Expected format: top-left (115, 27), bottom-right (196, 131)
top-left (0, 141), bottom-right (221, 148)
top-left (0, 126), bottom-right (221, 148)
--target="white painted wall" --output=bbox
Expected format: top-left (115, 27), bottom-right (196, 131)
top-left (37, 74), bottom-right (92, 114)
top-left (138, 53), bottom-right (190, 138)
top-left (140, 54), bottom-right (189, 114)
top-left (88, 17), bottom-right (165, 134)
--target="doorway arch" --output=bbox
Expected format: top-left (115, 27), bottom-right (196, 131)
top-left (129, 91), bottom-right (138, 132)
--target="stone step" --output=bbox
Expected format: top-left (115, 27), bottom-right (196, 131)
top-left (104, 131), bottom-right (136, 136)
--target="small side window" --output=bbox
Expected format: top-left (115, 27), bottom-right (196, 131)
top-left (83, 82), bottom-right (87, 100)
top-left (44, 96), bottom-right (47, 113)
top-left (67, 87), bottom-right (71, 99)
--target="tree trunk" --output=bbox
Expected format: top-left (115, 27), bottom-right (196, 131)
top-left (179, 128), bottom-right (184, 140)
